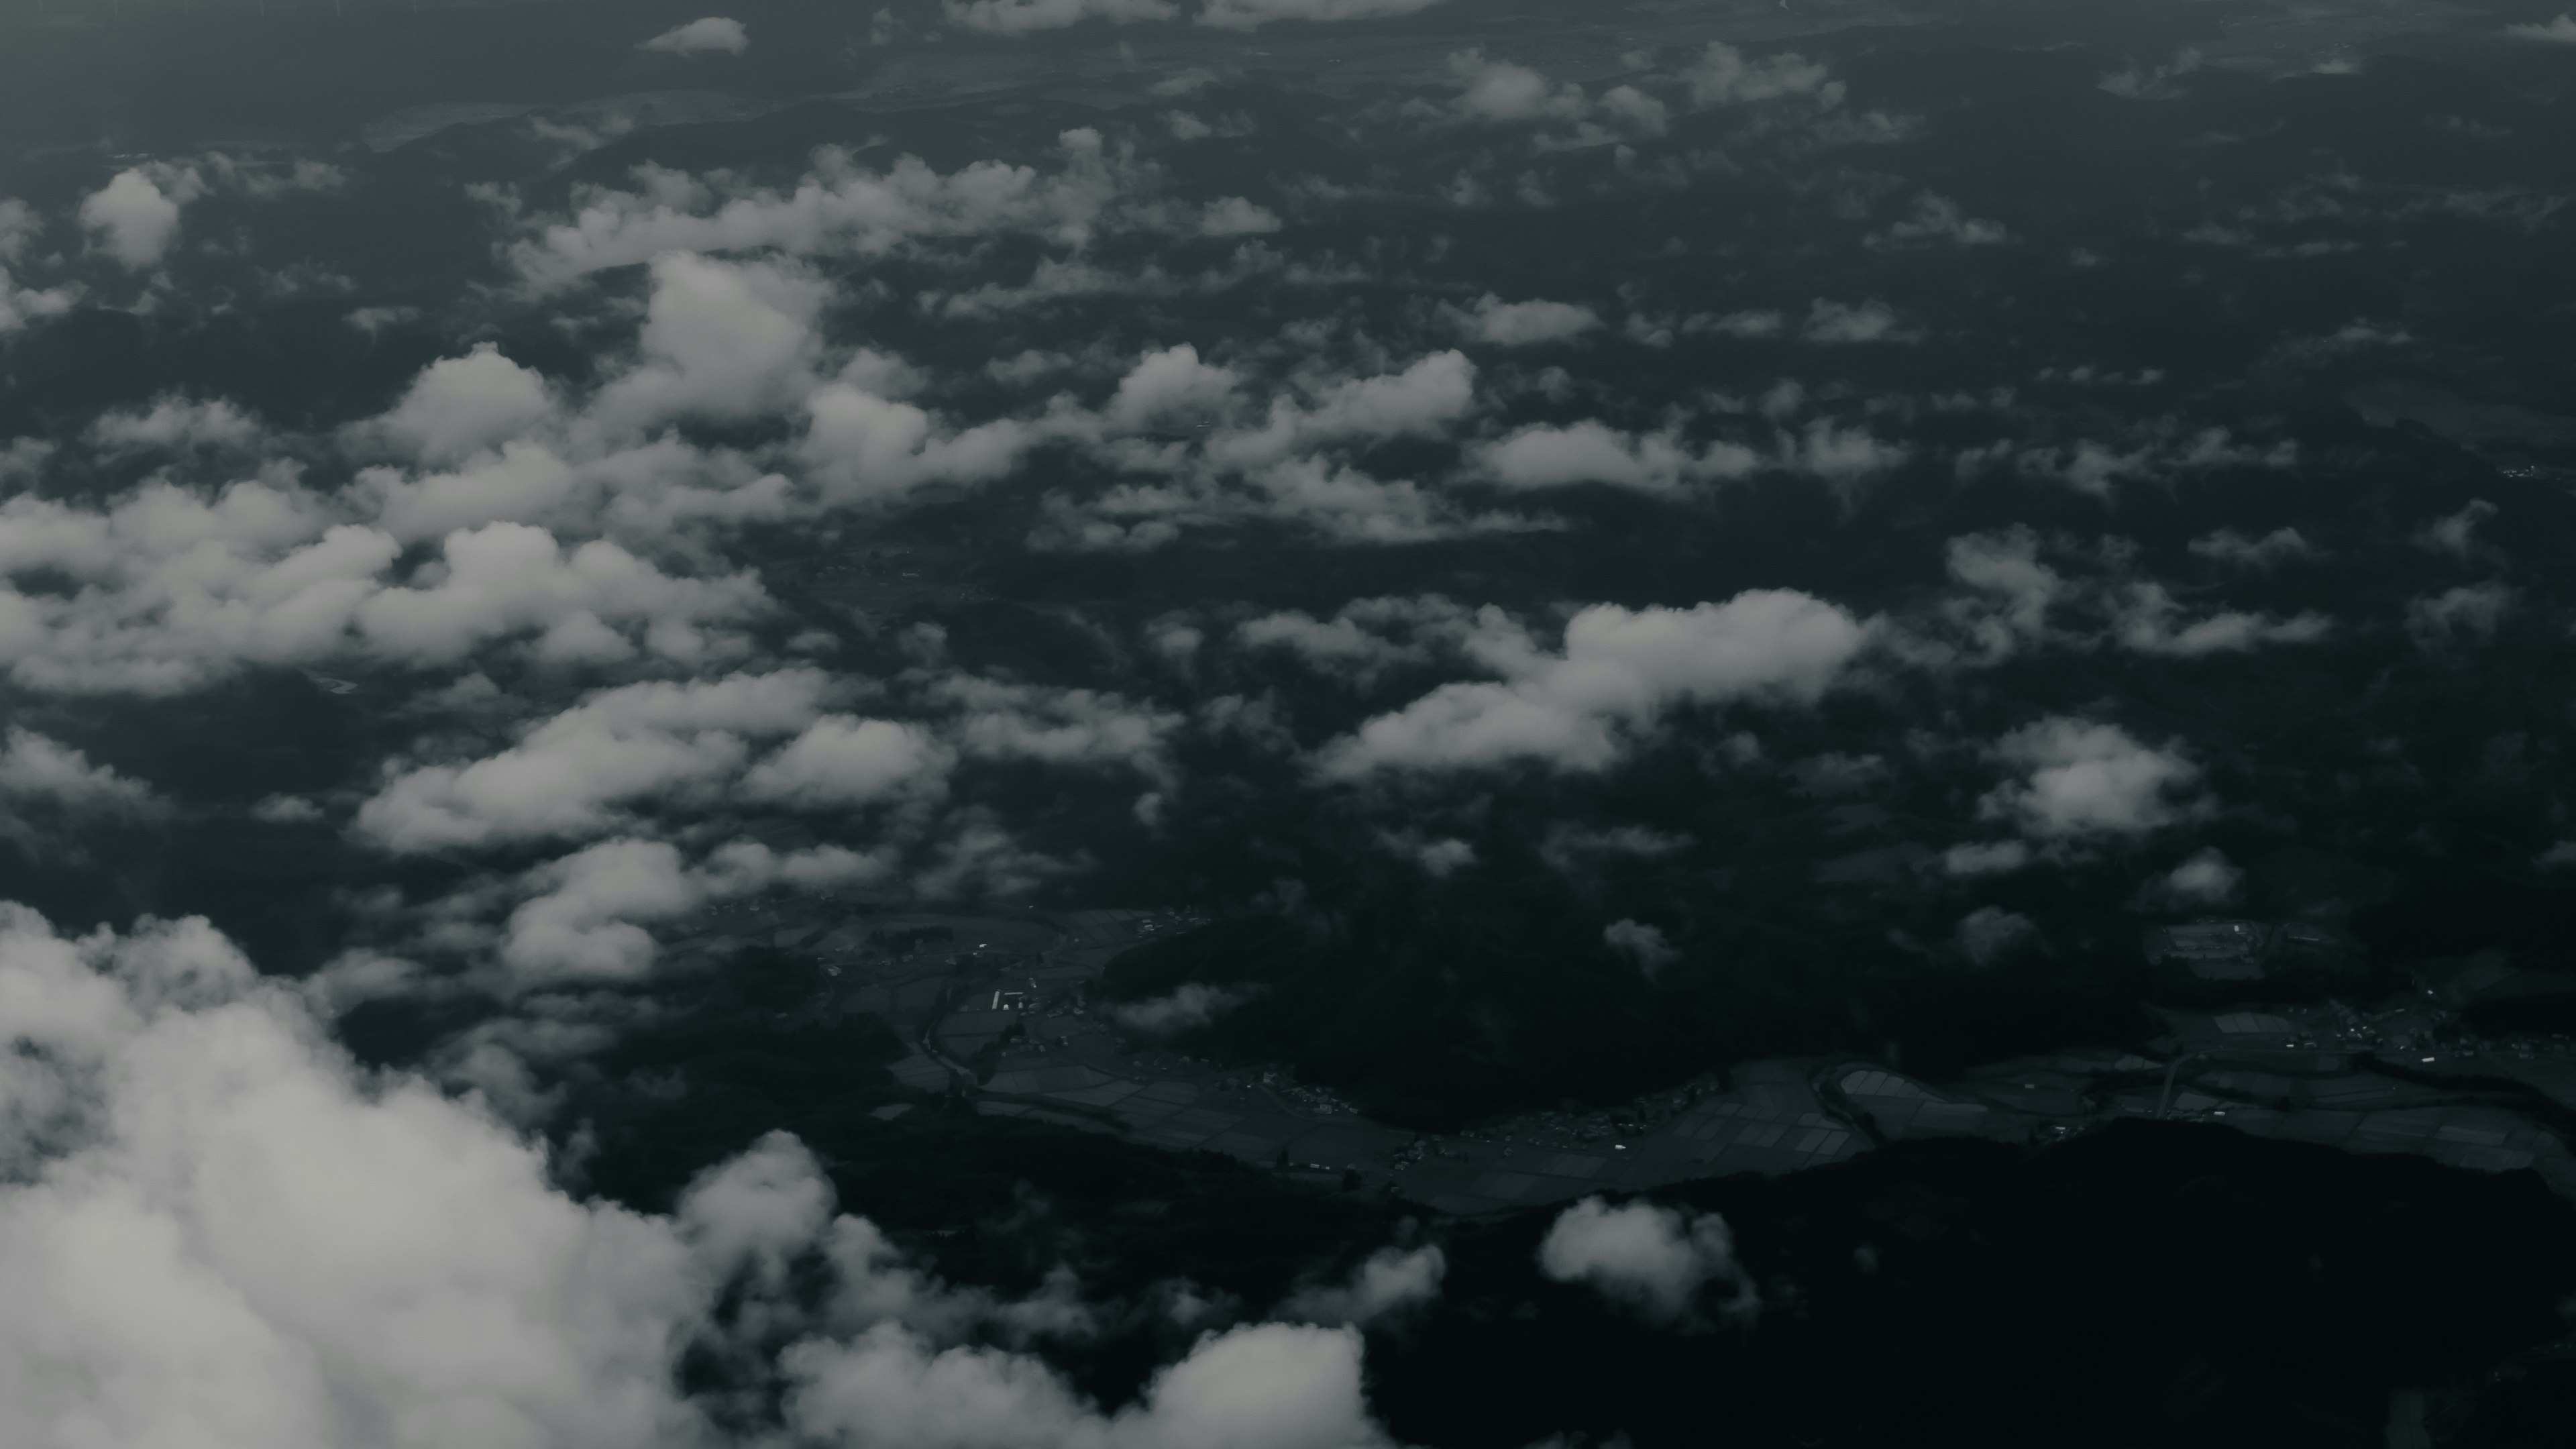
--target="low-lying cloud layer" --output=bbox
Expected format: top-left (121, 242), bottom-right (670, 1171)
top-left (0, 903), bottom-right (1397, 1449)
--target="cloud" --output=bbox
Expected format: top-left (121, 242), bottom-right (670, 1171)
top-left (2279, 320), bottom-right (2411, 358)
top-left (0, 439), bottom-right (50, 484)
top-left (2416, 499), bottom-right (2496, 560)
top-left (910, 812), bottom-right (1073, 901)
top-left (0, 905), bottom-right (720, 1445)
top-left (2188, 527), bottom-right (2314, 567)
top-left (640, 16), bottom-right (749, 55)
top-left (1927, 528), bottom-right (2326, 665)
top-left (590, 253), bottom-right (826, 433)
top-left (2144, 847), bottom-right (2242, 908)
top-left (350, 522), bottom-right (765, 667)
top-left (800, 380), bottom-right (1037, 508)
top-left (89, 396), bottom-right (266, 455)
top-left (1778, 419), bottom-right (1906, 485)
top-left (2100, 50), bottom-right (2202, 101)
top-left (197, 152), bottom-right (347, 200)
top-left (252, 794), bottom-right (324, 824)
top-left (1035, 466), bottom-right (1538, 551)
top-left (0, 471), bottom-right (766, 696)
top-left (1595, 85), bottom-right (1672, 137)
top-left (1931, 535), bottom-right (2053, 627)
top-left (1540, 823), bottom-right (1690, 871)
top-left (0, 480), bottom-right (386, 694)
top-left (1870, 193), bottom-right (2008, 248)
top-left (510, 132), bottom-right (1125, 287)
top-left (366, 345), bottom-right (557, 465)
top-left (1200, 197), bottom-right (1283, 236)
top-left (2107, 584), bottom-right (2330, 657)
top-left (1941, 840), bottom-right (2029, 877)
top-left (500, 837), bottom-right (882, 984)
top-left (1682, 42), bottom-right (1840, 109)
top-left (1429, 52), bottom-right (1667, 145)
top-left (784, 1318), bottom-right (1388, 1449)
top-left (2408, 582), bottom-right (2512, 647)
top-left (1964, 425), bottom-right (2295, 499)
top-left (1682, 310), bottom-right (1784, 340)
top-left (1258, 350), bottom-right (1477, 445)
top-left (1320, 591), bottom-right (1870, 775)
top-left (1537, 1196), bottom-right (1754, 1326)
top-left (1035, 353), bottom-right (1517, 548)
top-left (1979, 717), bottom-right (2206, 840)
top-left (1800, 299), bottom-right (1913, 344)
top-left (1109, 344), bottom-right (1242, 431)
top-left (0, 728), bottom-right (165, 840)
top-left (0, 903), bottom-right (1397, 1449)
top-left (1277, 1245), bottom-right (1445, 1326)
top-left (943, 0), bottom-right (1179, 33)
top-left (1449, 294), bottom-right (1601, 346)
top-left (0, 199), bottom-right (38, 264)
top-left (79, 166), bottom-right (203, 270)
top-left (1602, 918), bottom-right (1678, 977)
top-left (1444, 50), bottom-right (1589, 124)
top-left (0, 270), bottom-right (76, 333)
top-left (1955, 906), bottom-right (2038, 965)
top-left (740, 717), bottom-right (956, 808)
top-left (62, 153), bottom-right (338, 281)
top-left (1404, 837), bottom-right (1476, 876)
top-left (2507, 13), bottom-right (2576, 42)
top-left (356, 670), bottom-right (834, 853)
top-left (1236, 594), bottom-right (1473, 683)
top-left (0, 201), bottom-right (76, 332)
top-left (0, 380), bottom-right (802, 694)
top-left (930, 676), bottom-right (1183, 784)
top-left (920, 243), bottom-right (1320, 317)
top-left (1112, 982), bottom-right (1252, 1034)
top-left (345, 305), bottom-right (421, 335)
top-left (1474, 422), bottom-right (1756, 494)
top-left (1202, 0), bottom-right (1442, 25)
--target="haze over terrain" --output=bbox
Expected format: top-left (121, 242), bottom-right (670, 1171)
top-left (7, 1), bottom-right (2576, 1445)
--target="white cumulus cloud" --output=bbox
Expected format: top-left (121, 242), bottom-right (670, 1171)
top-left (79, 166), bottom-right (203, 270)
top-left (641, 16), bottom-right (749, 54)
top-left (2508, 13), bottom-right (2576, 42)
top-left (1450, 294), bottom-right (1601, 346)
top-left (0, 729), bottom-right (165, 839)
top-left (1201, 0), bottom-right (1442, 28)
top-left (2147, 846), bottom-right (2242, 907)
top-left (356, 670), bottom-right (835, 853)
top-left (500, 837), bottom-right (883, 984)
top-left (1111, 982), bottom-right (1251, 1035)
top-left (1475, 422), bottom-right (1756, 494)
top-left (1320, 592), bottom-right (1870, 775)
top-left (0, 903), bottom-right (1397, 1449)
top-left (944, 0), bottom-right (1179, 34)
top-left (1682, 41), bottom-right (1840, 108)
top-left (1979, 717), bottom-right (2207, 841)
top-left (1537, 1195), bottom-right (1754, 1325)
top-left (365, 344), bottom-right (557, 464)
top-left (1277, 1244), bottom-right (1446, 1326)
